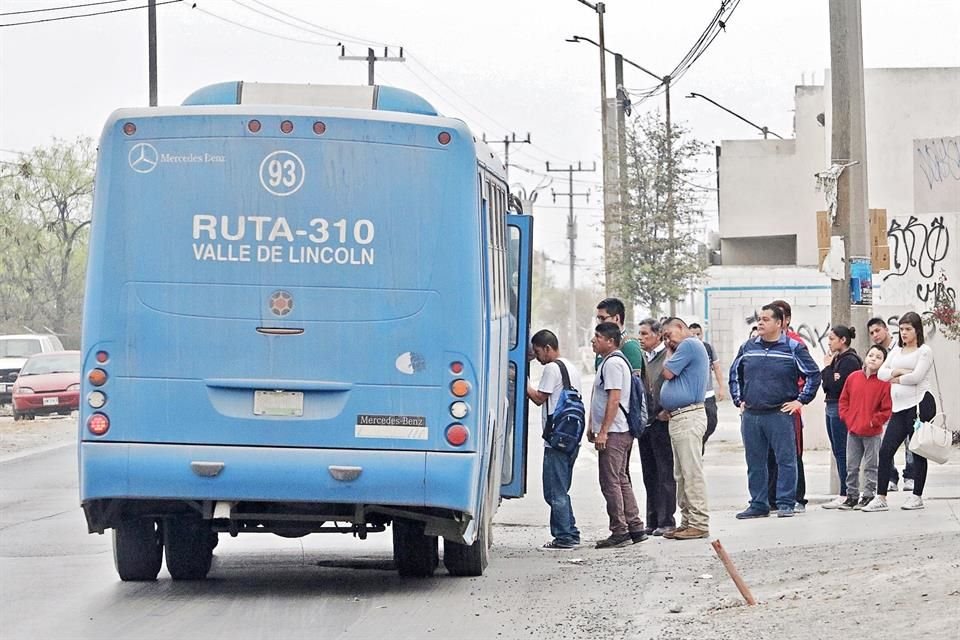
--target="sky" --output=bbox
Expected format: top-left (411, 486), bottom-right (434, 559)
top-left (2, 0), bottom-right (958, 286)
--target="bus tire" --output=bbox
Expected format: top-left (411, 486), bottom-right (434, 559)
top-left (164, 516), bottom-right (214, 580)
top-left (443, 517), bottom-right (489, 577)
top-left (113, 518), bottom-right (163, 581)
top-left (392, 518), bottom-right (438, 578)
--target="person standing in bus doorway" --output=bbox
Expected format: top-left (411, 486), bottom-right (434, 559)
top-left (659, 318), bottom-right (711, 540)
top-left (730, 304), bottom-right (821, 518)
top-left (589, 323), bottom-right (646, 548)
top-left (689, 322), bottom-right (725, 451)
top-left (867, 316), bottom-right (915, 492)
top-left (636, 318), bottom-right (677, 537)
top-left (527, 330), bottom-right (582, 550)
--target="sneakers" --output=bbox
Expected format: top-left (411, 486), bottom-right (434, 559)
top-left (822, 496), bottom-right (847, 510)
top-left (541, 539), bottom-right (579, 550)
top-left (901, 495), bottom-right (924, 510)
top-left (794, 503), bottom-right (806, 514)
top-left (652, 527), bottom-right (675, 537)
top-left (861, 496), bottom-right (889, 512)
top-left (630, 531), bottom-right (649, 544)
top-left (903, 479), bottom-right (915, 492)
top-left (838, 496), bottom-right (859, 511)
top-left (595, 533), bottom-right (633, 549)
top-left (671, 527), bottom-right (709, 540)
top-left (736, 507), bottom-right (770, 520)
top-left (854, 496), bottom-right (872, 510)
top-left (888, 480), bottom-right (899, 492)
top-left (777, 507), bottom-right (795, 518)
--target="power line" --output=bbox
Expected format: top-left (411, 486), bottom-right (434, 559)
top-left (192, 4), bottom-right (336, 46)
top-left (0, 0), bottom-right (182, 26)
top-left (246, 0), bottom-right (395, 48)
top-left (0, 0), bottom-right (129, 17)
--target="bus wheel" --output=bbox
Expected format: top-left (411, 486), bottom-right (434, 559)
top-left (392, 518), bottom-right (438, 578)
top-left (443, 517), bottom-right (489, 577)
top-left (113, 518), bottom-right (163, 581)
top-left (164, 516), bottom-right (214, 580)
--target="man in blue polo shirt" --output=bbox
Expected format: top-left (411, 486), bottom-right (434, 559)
top-left (729, 303), bottom-right (821, 518)
top-left (659, 318), bottom-right (711, 540)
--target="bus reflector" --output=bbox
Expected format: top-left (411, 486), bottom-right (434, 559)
top-left (313, 121), bottom-right (326, 135)
top-left (450, 379), bottom-right (470, 397)
top-left (248, 119), bottom-right (262, 133)
top-left (122, 122), bottom-right (136, 136)
top-left (95, 351), bottom-right (109, 363)
top-left (438, 131), bottom-right (451, 145)
top-left (87, 413), bottom-right (110, 436)
top-left (450, 361), bottom-right (463, 374)
top-left (88, 368), bottom-right (108, 387)
top-left (446, 424), bottom-right (469, 446)
top-left (280, 120), bottom-right (294, 134)
top-left (450, 401), bottom-right (469, 419)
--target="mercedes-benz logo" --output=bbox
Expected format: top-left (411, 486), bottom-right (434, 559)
top-left (128, 143), bottom-right (159, 174)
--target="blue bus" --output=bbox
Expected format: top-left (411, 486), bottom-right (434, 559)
top-left (79, 82), bottom-right (533, 581)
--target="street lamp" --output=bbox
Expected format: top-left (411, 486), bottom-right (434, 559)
top-left (686, 92), bottom-right (784, 140)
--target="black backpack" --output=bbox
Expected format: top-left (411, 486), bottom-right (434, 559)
top-left (599, 352), bottom-right (649, 439)
top-left (542, 360), bottom-right (586, 454)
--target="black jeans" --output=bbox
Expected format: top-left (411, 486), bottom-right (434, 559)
top-left (877, 393), bottom-right (936, 497)
top-left (768, 448), bottom-right (806, 507)
top-left (637, 420), bottom-right (677, 529)
top-left (702, 396), bottom-right (719, 452)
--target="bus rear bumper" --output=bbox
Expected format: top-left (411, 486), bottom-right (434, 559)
top-left (80, 441), bottom-right (479, 516)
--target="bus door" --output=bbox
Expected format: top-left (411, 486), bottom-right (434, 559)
top-left (500, 214), bottom-right (533, 498)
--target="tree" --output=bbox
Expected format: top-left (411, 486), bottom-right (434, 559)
top-left (0, 138), bottom-right (95, 342)
top-left (611, 113), bottom-right (709, 317)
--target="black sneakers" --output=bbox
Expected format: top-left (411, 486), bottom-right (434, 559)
top-left (595, 533), bottom-right (633, 549)
top-left (838, 496), bottom-right (859, 510)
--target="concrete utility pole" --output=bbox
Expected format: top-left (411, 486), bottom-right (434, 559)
top-left (615, 55), bottom-right (630, 219)
top-left (148, 0), bottom-right (157, 106)
top-left (664, 74), bottom-right (676, 315)
top-left (829, 0), bottom-right (871, 347)
top-left (482, 133), bottom-right (531, 184)
top-left (338, 46), bottom-right (405, 86)
top-left (547, 161), bottom-right (596, 352)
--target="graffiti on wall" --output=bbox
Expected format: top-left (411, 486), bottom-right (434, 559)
top-left (878, 213), bottom-right (958, 308)
top-left (914, 136), bottom-right (960, 214)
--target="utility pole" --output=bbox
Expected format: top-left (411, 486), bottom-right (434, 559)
top-left (482, 133), bottom-right (531, 184)
top-left (829, 0), bottom-right (871, 350)
top-left (338, 46), bottom-right (405, 86)
top-left (665, 74), bottom-right (676, 315)
top-left (615, 54), bottom-right (630, 246)
top-left (147, 0), bottom-right (157, 106)
top-left (547, 161), bottom-right (596, 352)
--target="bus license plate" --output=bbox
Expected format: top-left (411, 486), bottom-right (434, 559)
top-left (43, 397), bottom-right (59, 406)
top-left (253, 390), bottom-right (303, 417)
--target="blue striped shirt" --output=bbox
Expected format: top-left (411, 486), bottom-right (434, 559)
top-left (728, 333), bottom-right (821, 411)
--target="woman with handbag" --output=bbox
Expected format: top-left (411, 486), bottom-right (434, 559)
top-left (863, 312), bottom-right (935, 512)
top-left (819, 325), bottom-right (863, 509)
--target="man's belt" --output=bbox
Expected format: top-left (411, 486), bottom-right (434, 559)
top-left (669, 403), bottom-right (704, 418)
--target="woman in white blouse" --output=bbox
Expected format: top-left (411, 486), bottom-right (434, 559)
top-left (863, 312), bottom-right (936, 512)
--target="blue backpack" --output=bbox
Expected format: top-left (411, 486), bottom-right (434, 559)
top-left (599, 352), bottom-right (649, 439)
top-left (542, 360), bottom-right (586, 454)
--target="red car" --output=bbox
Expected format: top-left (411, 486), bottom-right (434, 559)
top-left (11, 351), bottom-right (81, 421)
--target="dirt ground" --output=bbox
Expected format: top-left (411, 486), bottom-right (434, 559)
top-left (0, 410), bottom-right (77, 459)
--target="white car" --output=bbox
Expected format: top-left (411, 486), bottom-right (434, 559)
top-left (0, 334), bottom-right (65, 404)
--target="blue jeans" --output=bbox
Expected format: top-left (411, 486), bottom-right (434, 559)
top-left (742, 410), bottom-right (797, 511)
top-left (543, 446), bottom-right (580, 544)
top-left (825, 402), bottom-right (847, 490)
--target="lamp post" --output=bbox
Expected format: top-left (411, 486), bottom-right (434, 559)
top-left (686, 92), bottom-right (784, 140)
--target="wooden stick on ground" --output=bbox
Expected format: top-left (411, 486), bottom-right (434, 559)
top-left (711, 539), bottom-right (757, 606)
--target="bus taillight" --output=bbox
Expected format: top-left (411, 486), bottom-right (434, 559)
top-left (88, 368), bottom-right (108, 387)
top-left (449, 361), bottom-right (463, 374)
top-left (450, 401), bottom-right (469, 419)
top-left (122, 122), bottom-right (136, 136)
top-left (248, 119), bottom-right (262, 133)
top-left (438, 131), bottom-right (451, 145)
top-left (280, 120), bottom-right (294, 134)
top-left (450, 379), bottom-right (470, 397)
top-left (313, 121), bottom-right (326, 135)
top-left (87, 413), bottom-right (110, 436)
top-left (95, 351), bottom-right (109, 363)
top-left (445, 424), bottom-right (469, 446)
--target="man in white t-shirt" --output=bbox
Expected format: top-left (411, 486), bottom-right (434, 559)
top-left (589, 322), bottom-right (647, 549)
top-left (527, 329), bottom-right (582, 550)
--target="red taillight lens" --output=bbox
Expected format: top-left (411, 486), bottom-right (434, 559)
top-left (450, 361), bottom-right (464, 374)
top-left (88, 368), bottom-right (108, 387)
top-left (95, 351), bottom-right (109, 363)
top-left (87, 413), bottom-right (110, 436)
top-left (438, 131), bottom-right (451, 145)
top-left (446, 424), bottom-right (469, 446)
top-left (122, 122), bottom-right (136, 136)
top-left (450, 379), bottom-right (470, 397)
top-left (280, 120), bottom-right (294, 134)
top-left (313, 121), bottom-right (326, 135)
top-left (248, 119), bottom-right (262, 133)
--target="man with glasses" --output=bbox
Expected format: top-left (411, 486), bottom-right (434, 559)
top-left (593, 298), bottom-right (644, 373)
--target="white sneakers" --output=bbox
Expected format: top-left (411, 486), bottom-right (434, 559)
top-left (903, 479), bottom-right (915, 492)
top-left (901, 494), bottom-right (925, 510)
top-left (821, 496), bottom-right (848, 510)
top-left (861, 496), bottom-right (889, 512)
